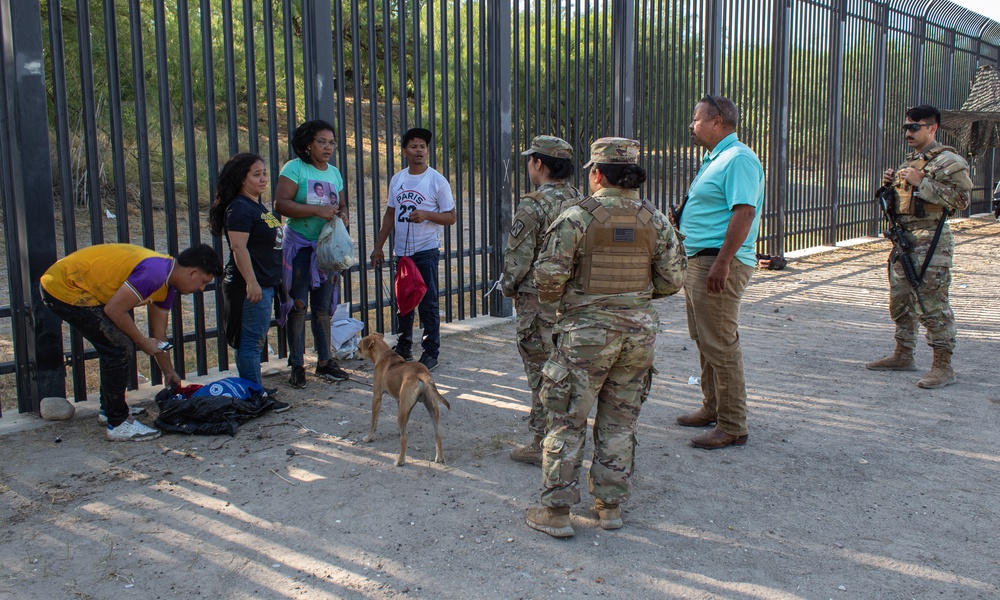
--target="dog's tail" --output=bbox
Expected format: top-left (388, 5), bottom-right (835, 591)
top-left (419, 376), bottom-right (451, 410)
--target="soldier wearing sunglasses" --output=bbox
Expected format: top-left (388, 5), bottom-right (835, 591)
top-left (866, 105), bottom-right (973, 389)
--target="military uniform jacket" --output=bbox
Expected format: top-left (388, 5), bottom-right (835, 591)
top-left (534, 187), bottom-right (687, 335)
top-left (500, 181), bottom-right (582, 297)
top-left (893, 142), bottom-right (972, 268)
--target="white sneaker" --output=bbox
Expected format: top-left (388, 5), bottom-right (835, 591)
top-left (106, 419), bottom-right (161, 442)
top-left (98, 406), bottom-right (147, 424)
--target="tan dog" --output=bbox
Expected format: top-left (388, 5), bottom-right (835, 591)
top-left (358, 333), bottom-right (450, 466)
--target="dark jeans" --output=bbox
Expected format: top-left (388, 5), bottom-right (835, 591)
top-left (286, 246), bottom-right (333, 368)
top-left (396, 248), bottom-right (440, 359)
top-left (41, 290), bottom-right (133, 427)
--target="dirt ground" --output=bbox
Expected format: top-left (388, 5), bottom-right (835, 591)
top-left (1, 216), bottom-right (999, 600)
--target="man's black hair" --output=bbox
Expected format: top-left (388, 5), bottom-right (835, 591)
top-left (906, 104), bottom-right (941, 125)
top-left (291, 119), bottom-right (336, 161)
top-left (401, 127), bottom-right (433, 147)
top-left (177, 244), bottom-right (223, 277)
top-left (532, 153), bottom-right (575, 180)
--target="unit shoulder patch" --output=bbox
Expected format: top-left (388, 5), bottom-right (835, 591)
top-left (508, 213), bottom-right (537, 249)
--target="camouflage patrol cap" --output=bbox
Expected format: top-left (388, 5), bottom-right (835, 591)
top-left (520, 135), bottom-right (574, 159)
top-left (582, 137), bottom-right (640, 168)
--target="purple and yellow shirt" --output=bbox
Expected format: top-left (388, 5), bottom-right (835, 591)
top-left (40, 244), bottom-right (176, 310)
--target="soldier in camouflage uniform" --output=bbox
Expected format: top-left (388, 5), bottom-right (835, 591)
top-left (501, 135), bottom-right (584, 467)
top-left (866, 104), bottom-right (972, 389)
top-left (524, 138), bottom-right (687, 538)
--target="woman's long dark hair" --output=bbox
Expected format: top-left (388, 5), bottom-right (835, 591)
top-left (533, 153), bottom-right (575, 180)
top-left (595, 163), bottom-right (647, 189)
top-left (290, 119), bottom-right (336, 162)
top-left (209, 152), bottom-right (264, 237)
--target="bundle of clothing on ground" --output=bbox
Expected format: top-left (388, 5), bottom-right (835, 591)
top-left (154, 377), bottom-right (284, 436)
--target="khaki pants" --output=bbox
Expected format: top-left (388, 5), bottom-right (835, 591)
top-left (684, 256), bottom-right (754, 436)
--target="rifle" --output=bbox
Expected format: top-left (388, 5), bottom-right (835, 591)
top-left (875, 185), bottom-right (926, 313)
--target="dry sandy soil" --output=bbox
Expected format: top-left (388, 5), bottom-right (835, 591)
top-left (1, 216), bottom-right (999, 600)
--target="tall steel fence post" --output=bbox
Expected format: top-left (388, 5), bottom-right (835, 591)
top-left (611, 0), bottom-right (635, 138)
top-left (303, 0), bottom-right (337, 126)
top-left (943, 29), bottom-right (956, 109)
top-left (0, 0), bottom-right (64, 413)
top-left (825, 0), bottom-right (846, 246)
top-left (704, 0), bottom-right (723, 97)
top-left (767, 0), bottom-right (791, 256)
top-left (488, 0), bottom-right (512, 318)
top-left (871, 1), bottom-right (890, 237)
top-left (910, 16), bottom-right (926, 103)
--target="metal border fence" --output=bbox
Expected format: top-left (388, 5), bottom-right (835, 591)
top-left (1, 0), bottom-right (998, 414)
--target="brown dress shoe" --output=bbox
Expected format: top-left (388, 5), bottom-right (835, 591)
top-left (690, 427), bottom-right (748, 449)
top-left (676, 408), bottom-right (717, 427)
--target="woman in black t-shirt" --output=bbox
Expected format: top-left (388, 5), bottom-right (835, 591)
top-left (210, 153), bottom-right (285, 391)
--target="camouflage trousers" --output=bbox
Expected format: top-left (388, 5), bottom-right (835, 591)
top-left (888, 260), bottom-right (956, 352)
top-left (514, 293), bottom-right (557, 436)
top-left (538, 327), bottom-right (656, 507)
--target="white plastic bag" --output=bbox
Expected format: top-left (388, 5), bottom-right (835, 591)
top-left (330, 302), bottom-right (363, 359)
top-left (316, 218), bottom-right (356, 272)
top-left (331, 318), bottom-right (364, 359)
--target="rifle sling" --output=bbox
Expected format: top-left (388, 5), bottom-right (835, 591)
top-left (917, 209), bottom-right (949, 283)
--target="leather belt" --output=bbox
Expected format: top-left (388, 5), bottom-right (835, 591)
top-left (693, 248), bottom-right (720, 258)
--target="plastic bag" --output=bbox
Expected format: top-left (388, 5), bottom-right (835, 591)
top-left (331, 311), bottom-right (365, 360)
top-left (329, 303), bottom-right (363, 359)
top-left (394, 256), bottom-right (427, 316)
top-left (316, 218), bottom-right (356, 272)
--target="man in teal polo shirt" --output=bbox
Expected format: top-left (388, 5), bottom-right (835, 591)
top-left (673, 95), bottom-right (764, 449)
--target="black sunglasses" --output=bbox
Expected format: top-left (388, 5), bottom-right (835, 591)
top-left (901, 123), bottom-right (932, 133)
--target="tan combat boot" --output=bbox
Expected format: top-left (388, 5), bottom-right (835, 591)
top-left (594, 499), bottom-right (623, 530)
top-left (865, 343), bottom-right (916, 371)
top-left (917, 349), bottom-right (956, 389)
top-left (525, 506), bottom-right (574, 538)
top-left (510, 437), bottom-right (543, 466)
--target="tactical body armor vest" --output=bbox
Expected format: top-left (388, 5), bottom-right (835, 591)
top-left (575, 196), bottom-right (657, 294)
top-left (893, 145), bottom-right (950, 216)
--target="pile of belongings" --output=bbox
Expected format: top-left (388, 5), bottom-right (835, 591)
top-left (154, 377), bottom-right (284, 436)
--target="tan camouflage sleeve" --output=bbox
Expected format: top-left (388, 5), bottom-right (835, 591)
top-left (500, 200), bottom-right (540, 297)
top-left (533, 209), bottom-right (585, 304)
top-left (650, 214), bottom-right (687, 299)
top-left (917, 154), bottom-right (973, 211)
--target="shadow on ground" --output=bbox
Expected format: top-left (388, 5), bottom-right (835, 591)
top-left (1, 216), bottom-right (998, 599)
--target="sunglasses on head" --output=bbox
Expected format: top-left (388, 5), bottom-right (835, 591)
top-left (702, 95), bottom-right (722, 114)
top-left (901, 123), bottom-right (932, 133)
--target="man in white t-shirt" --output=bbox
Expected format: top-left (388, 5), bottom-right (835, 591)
top-left (371, 127), bottom-right (456, 371)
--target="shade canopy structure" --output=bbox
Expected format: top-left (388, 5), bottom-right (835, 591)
top-left (941, 64), bottom-right (1000, 158)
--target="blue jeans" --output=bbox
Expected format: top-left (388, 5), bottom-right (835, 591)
top-left (235, 286), bottom-right (274, 385)
top-left (286, 247), bottom-right (333, 368)
top-left (396, 248), bottom-right (440, 358)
